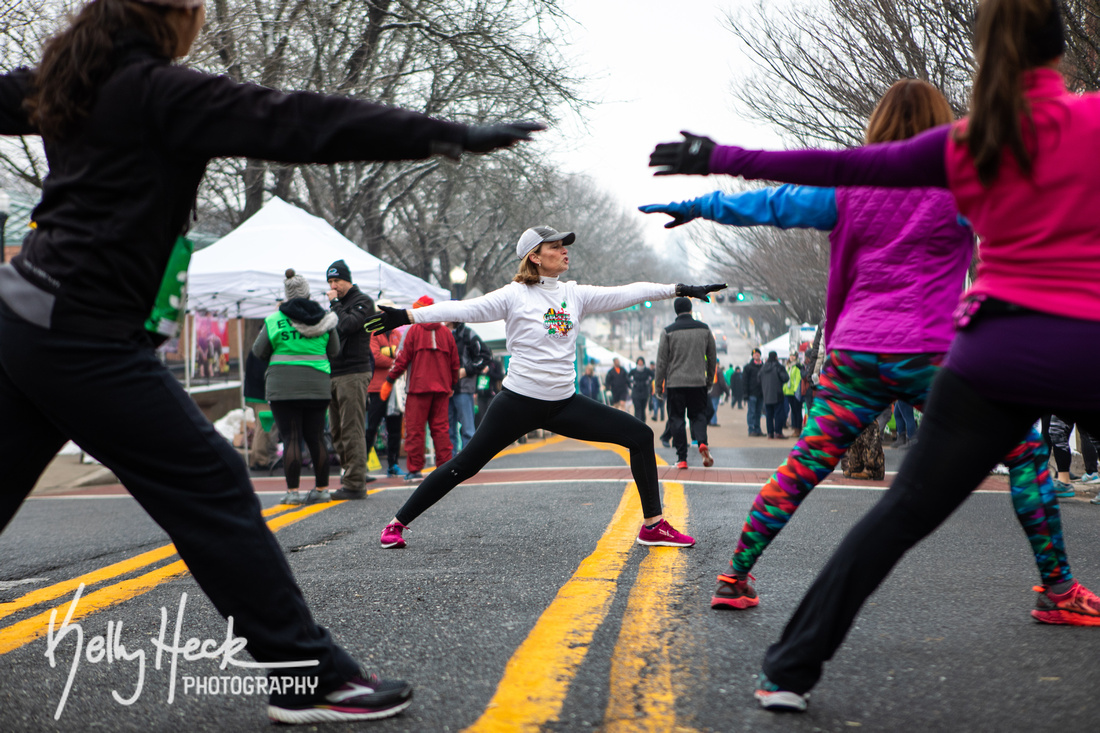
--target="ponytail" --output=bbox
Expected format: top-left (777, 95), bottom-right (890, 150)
top-left (964, 0), bottom-right (1064, 186)
top-left (25, 0), bottom-right (180, 141)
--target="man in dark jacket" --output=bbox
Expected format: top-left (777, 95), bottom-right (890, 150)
top-left (326, 259), bottom-right (376, 499)
top-left (743, 349), bottom-right (764, 436)
top-left (655, 297), bottom-right (717, 468)
top-left (449, 322), bottom-right (492, 452)
top-left (760, 350), bottom-right (789, 439)
top-left (730, 366), bottom-right (745, 409)
top-left (605, 358), bottom-right (631, 410)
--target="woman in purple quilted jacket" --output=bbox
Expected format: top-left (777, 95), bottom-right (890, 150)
top-left (641, 79), bottom-right (1091, 655)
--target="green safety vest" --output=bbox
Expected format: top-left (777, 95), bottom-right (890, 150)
top-left (265, 311), bottom-right (331, 374)
top-left (783, 362), bottom-right (802, 396)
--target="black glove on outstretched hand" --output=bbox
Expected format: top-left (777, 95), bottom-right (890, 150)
top-left (676, 283), bottom-right (728, 302)
top-left (465, 121), bottom-right (547, 153)
top-left (364, 305), bottom-right (411, 334)
top-left (649, 131), bottom-right (717, 176)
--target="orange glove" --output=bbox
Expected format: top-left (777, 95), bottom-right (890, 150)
top-left (380, 381), bottom-right (393, 401)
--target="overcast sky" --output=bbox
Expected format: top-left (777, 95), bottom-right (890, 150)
top-left (539, 0), bottom-right (785, 252)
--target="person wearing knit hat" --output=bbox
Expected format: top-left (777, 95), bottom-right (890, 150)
top-left (0, 0), bottom-right (546, 719)
top-left (254, 269), bottom-right (339, 506)
top-left (365, 224), bottom-right (725, 552)
top-left (325, 260), bottom-right (378, 499)
top-left (655, 294), bottom-right (718, 470)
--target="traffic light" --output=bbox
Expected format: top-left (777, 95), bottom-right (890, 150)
top-left (715, 294), bottom-right (725, 303)
top-left (736, 291), bottom-right (746, 302)
top-left (644, 301), bottom-right (652, 308)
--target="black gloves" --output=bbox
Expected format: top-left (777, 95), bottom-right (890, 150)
top-left (464, 121), bottom-right (546, 153)
top-left (649, 131), bottom-right (716, 176)
top-left (676, 283), bottom-right (728, 302)
top-left (365, 305), bottom-right (411, 334)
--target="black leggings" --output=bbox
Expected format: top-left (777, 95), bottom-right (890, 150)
top-left (395, 389), bottom-right (662, 524)
top-left (269, 399), bottom-right (330, 490)
top-left (762, 368), bottom-right (1100, 695)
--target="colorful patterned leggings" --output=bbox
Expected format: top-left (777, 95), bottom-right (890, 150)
top-left (731, 350), bottom-right (1070, 586)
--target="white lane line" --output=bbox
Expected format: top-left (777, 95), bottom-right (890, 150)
top-left (0, 579), bottom-right (49, 589)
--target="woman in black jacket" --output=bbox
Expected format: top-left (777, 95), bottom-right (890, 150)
top-left (759, 351), bottom-right (789, 439)
top-left (0, 0), bottom-right (539, 724)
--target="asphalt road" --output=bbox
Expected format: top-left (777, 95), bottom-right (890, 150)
top-left (2, 440), bottom-right (1099, 732)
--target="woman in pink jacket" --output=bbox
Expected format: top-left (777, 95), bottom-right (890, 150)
top-left (641, 78), bottom-right (1085, 642)
top-left (650, 0), bottom-right (1100, 712)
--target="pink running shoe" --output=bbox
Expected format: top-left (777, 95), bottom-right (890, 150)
top-left (380, 521), bottom-right (408, 549)
top-left (637, 519), bottom-right (695, 547)
top-left (699, 443), bottom-right (714, 467)
top-left (1031, 581), bottom-right (1100, 626)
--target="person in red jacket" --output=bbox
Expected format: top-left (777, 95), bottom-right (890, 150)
top-left (366, 299), bottom-right (405, 479)
top-left (383, 296), bottom-right (460, 481)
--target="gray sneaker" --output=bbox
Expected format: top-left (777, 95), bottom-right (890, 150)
top-left (305, 488), bottom-right (331, 504)
top-left (279, 490), bottom-right (302, 506)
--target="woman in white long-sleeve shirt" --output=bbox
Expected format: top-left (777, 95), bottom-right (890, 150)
top-left (367, 225), bottom-right (725, 549)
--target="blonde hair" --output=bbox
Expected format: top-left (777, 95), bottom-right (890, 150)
top-left (513, 244), bottom-right (542, 285)
top-left (865, 79), bottom-right (955, 144)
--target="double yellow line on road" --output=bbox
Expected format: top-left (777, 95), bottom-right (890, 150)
top-left (0, 435), bottom-right (568, 656)
top-left (466, 440), bottom-right (696, 732)
top-left (0, 502), bottom-right (335, 654)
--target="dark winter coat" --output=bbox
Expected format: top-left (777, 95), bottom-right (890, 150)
top-left (742, 360), bottom-right (764, 399)
top-left (0, 32), bottom-right (465, 342)
top-left (329, 285), bottom-right (375, 377)
top-left (451, 323), bottom-right (493, 394)
top-left (760, 360), bottom-right (789, 405)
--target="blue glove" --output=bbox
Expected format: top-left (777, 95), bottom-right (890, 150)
top-left (638, 201), bottom-right (698, 228)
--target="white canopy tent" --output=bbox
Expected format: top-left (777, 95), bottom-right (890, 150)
top-left (583, 342), bottom-right (630, 366)
top-left (188, 197), bottom-right (448, 317)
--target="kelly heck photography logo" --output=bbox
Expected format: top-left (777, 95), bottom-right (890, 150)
top-left (45, 584), bottom-right (319, 720)
top-left (543, 302), bottom-right (573, 338)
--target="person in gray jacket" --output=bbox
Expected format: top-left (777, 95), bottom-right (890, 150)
top-left (760, 351), bottom-right (790, 439)
top-left (655, 297), bottom-right (717, 468)
top-left (253, 270), bottom-right (340, 505)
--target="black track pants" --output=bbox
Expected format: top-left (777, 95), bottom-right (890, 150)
top-left (0, 302), bottom-right (358, 705)
top-left (395, 388), bottom-right (663, 524)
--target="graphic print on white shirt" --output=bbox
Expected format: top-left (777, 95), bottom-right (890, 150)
top-left (543, 301), bottom-right (573, 338)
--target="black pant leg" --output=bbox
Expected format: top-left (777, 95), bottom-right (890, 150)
top-left (395, 390), bottom-right (540, 525)
top-left (364, 391), bottom-right (386, 455)
top-left (685, 386), bottom-right (709, 446)
top-left (762, 369), bottom-right (1040, 694)
top-left (300, 400), bottom-right (331, 487)
top-left (0, 313), bottom-right (358, 702)
top-left (666, 388), bottom-right (689, 461)
top-left (547, 395), bottom-right (663, 518)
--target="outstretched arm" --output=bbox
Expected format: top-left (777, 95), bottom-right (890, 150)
top-left (639, 185), bottom-right (838, 230)
top-left (650, 126), bottom-right (952, 189)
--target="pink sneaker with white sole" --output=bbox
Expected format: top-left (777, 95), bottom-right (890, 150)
top-left (636, 519), bottom-right (694, 547)
top-left (380, 521), bottom-right (408, 549)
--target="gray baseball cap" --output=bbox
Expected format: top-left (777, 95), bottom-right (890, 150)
top-left (515, 226), bottom-right (576, 259)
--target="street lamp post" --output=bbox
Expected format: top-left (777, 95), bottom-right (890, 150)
top-left (0, 189), bottom-right (10, 264)
top-left (449, 265), bottom-right (468, 300)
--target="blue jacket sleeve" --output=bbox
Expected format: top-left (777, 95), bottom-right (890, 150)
top-left (695, 185), bottom-right (838, 230)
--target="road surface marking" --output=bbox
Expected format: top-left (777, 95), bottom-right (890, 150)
top-left (0, 502), bottom-right (336, 654)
